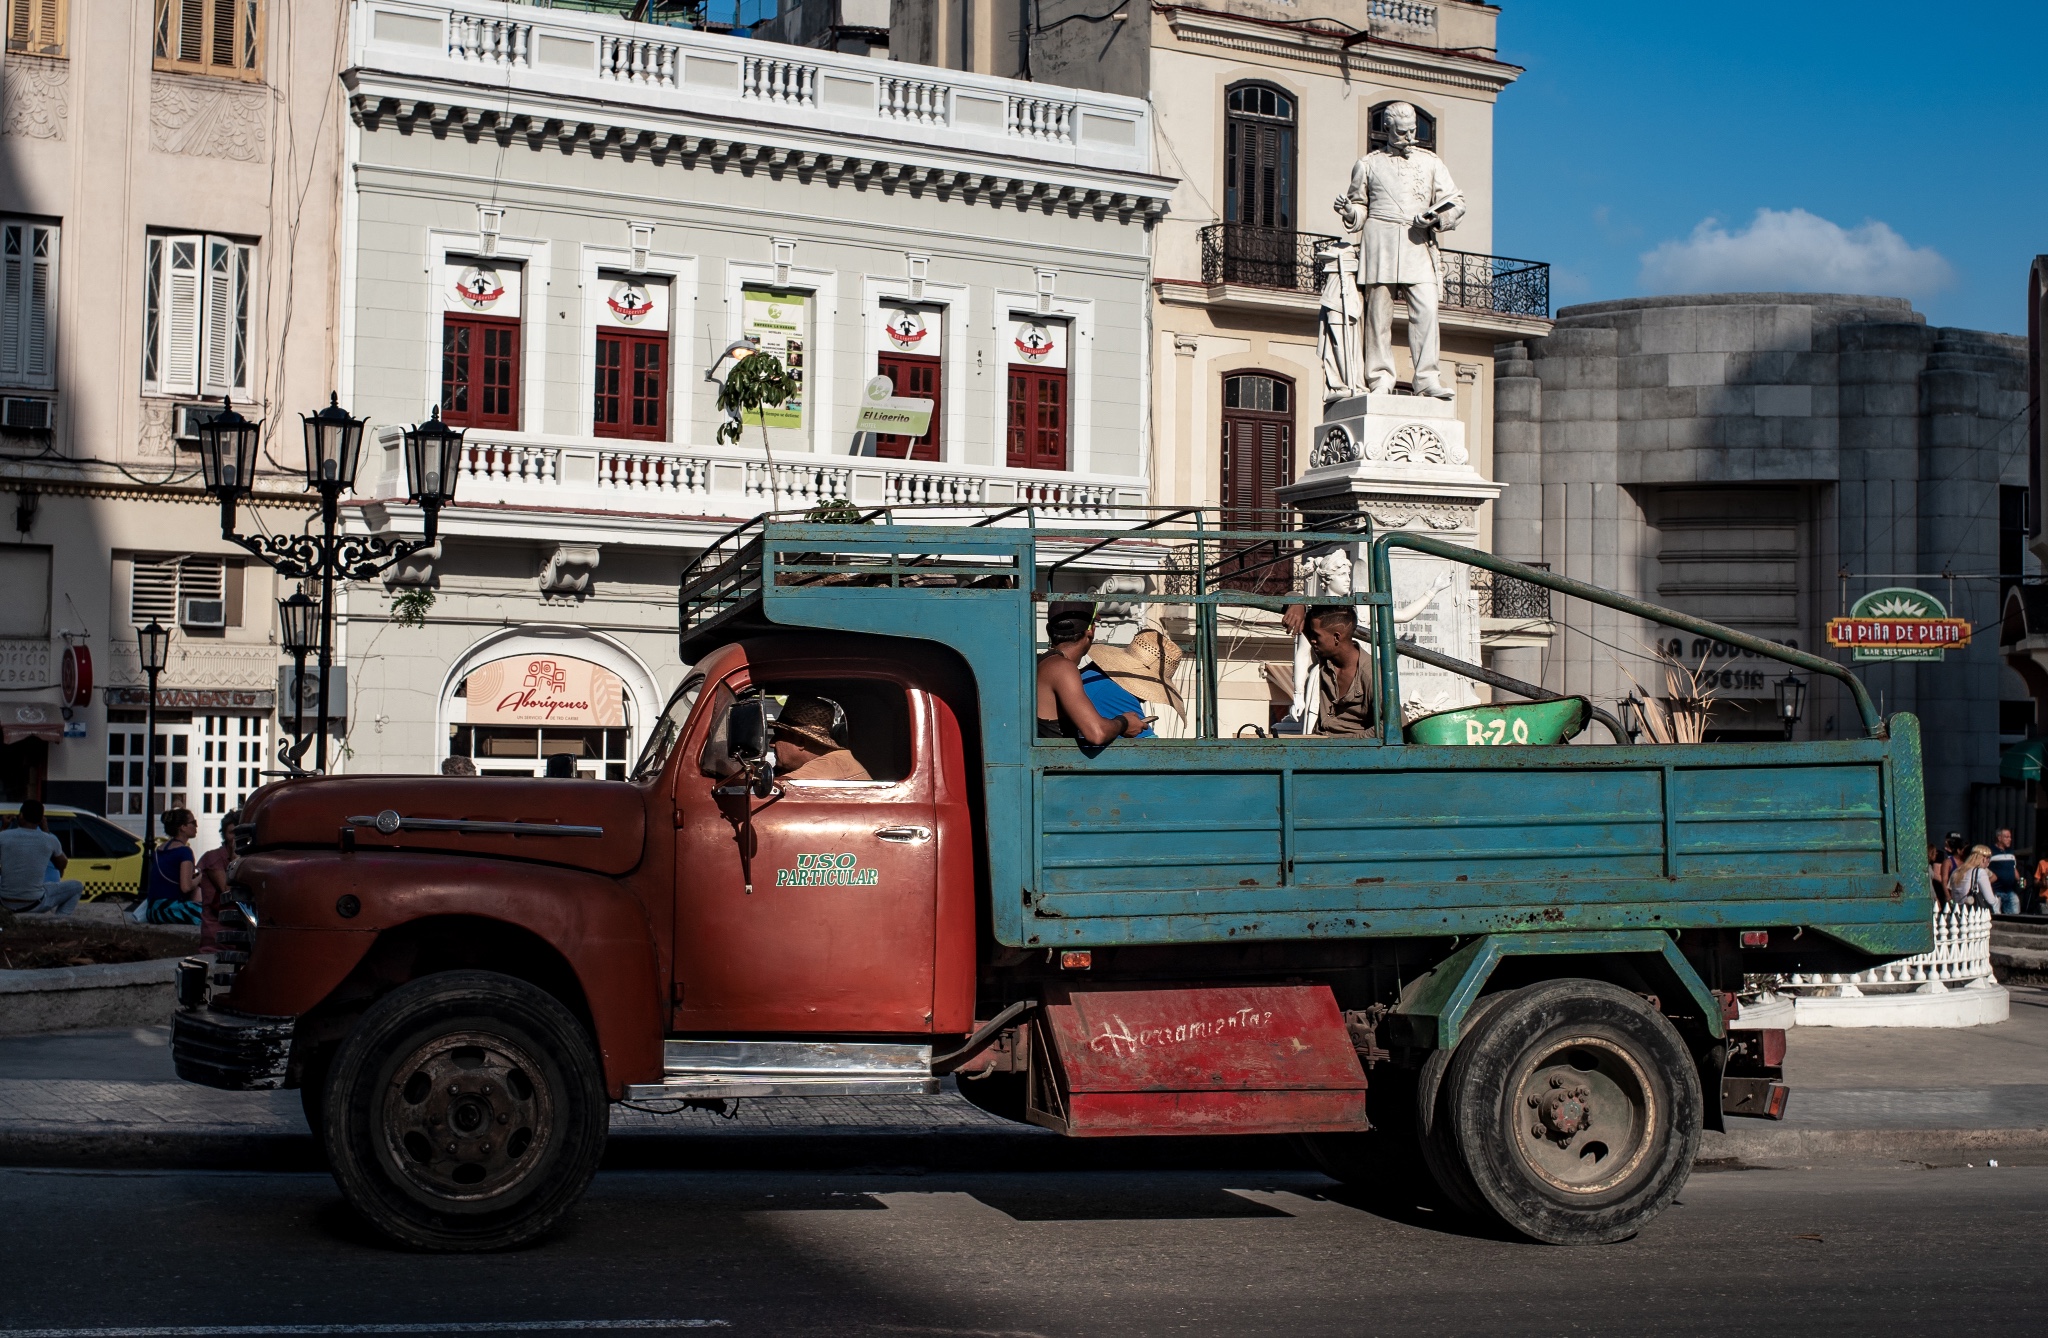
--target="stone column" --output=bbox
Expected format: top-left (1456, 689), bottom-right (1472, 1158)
top-left (1490, 341), bottom-right (1545, 687)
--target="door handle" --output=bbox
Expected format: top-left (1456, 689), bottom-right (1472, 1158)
top-left (874, 825), bottom-right (932, 843)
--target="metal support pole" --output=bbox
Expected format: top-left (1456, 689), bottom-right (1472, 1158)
top-left (139, 668), bottom-right (159, 894)
top-left (289, 647), bottom-right (308, 766)
top-left (314, 491), bottom-right (337, 774)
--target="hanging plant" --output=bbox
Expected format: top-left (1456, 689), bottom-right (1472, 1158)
top-left (390, 587), bottom-right (436, 629)
top-left (715, 350), bottom-right (799, 470)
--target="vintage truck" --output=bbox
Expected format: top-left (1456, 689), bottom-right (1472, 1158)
top-left (171, 510), bottom-right (1929, 1251)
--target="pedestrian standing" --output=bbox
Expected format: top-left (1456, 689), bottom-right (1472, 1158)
top-left (1928, 845), bottom-right (1947, 905)
top-left (1940, 833), bottom-right (1966, 905)
top-left (1987, 828), bottom-right (2022, 915)
top-left (1947, 846), bottom-right (2001, 913)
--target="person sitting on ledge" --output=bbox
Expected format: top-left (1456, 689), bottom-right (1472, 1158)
top-left (773, 695), bottom-right (872, 783)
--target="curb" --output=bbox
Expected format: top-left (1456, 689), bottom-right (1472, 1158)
top-left (7, 1122), bottom-right (2048, 1175)
top-left (0, 957), bottom-right (188, 1037)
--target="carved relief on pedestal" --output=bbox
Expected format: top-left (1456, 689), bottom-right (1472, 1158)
top-left (1364, 422), bottom-right (1467, 466)
top-left (149, 76), bottom-right (267, 162)
top-left (2, 56), bottom-right (69, 140)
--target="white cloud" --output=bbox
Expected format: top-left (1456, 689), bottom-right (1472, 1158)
top-left (1638, 208), bottom-right (1954, 301)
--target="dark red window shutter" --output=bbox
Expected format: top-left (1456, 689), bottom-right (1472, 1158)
top-left (1006, 366), bottom-right (1068, 471)
top-left (1220, 374), bottom-right (1296, 592)
top-left (595, 331), bottom-right (667, 441)
top-left (442, 314), bottom-right (520, 430)
top-left (874, 353), bottom-right (941, 461)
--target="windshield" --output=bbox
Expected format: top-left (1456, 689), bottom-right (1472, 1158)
top-left (630, 678), bottom-right (702, 781)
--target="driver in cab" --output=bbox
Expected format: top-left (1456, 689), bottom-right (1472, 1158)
top-left (772, 695), bottom-right (872, 783)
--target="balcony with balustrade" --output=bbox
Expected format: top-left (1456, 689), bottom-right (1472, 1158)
top-left (365, 428), bottom-right (1149, 546)
top-left (1474, 563), bottom-right (1555, 649)
top-left (348, 0), bottom-right (1170, 214)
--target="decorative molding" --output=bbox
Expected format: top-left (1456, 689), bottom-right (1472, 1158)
top-left (150, 76), bottom-right (268, 161)
top-left (1364, 503), bottom-right (1471, 532)
top-left (1310, 423), bottom-right (1357, 468)
top-left (1367, 422), bottom-right (1465, 466)
top-left (540, 544), bottom-right (601, 595)
top-left (1, 55), bottom-right (69, 141)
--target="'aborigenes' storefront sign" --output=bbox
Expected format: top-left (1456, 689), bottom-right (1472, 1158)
top-left (464, 656), bottom-right (626, 727)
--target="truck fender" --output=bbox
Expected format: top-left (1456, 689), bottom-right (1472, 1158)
top-left (227, 852), bottom-right (664, 1096)
top-left (1386, 930), bottom-right (1724, 1054)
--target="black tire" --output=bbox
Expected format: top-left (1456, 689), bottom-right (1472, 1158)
top-left (1445, 979), bottom-right (1702, 1245)
top-left (1298, 1066), bottom-right (1437, 1207)
top-left (1413, 991), bottom-right (1510, 1219)
top-left (322, 970), bottom-right (609, 1252)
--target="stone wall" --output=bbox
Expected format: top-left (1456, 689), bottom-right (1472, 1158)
top-left (1494, 293), bottom-right (2029, 836)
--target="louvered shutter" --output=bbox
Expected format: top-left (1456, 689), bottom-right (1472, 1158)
top-left (3, 221), bottom-right (56, 389)
top-left (159, 235), bottom-right (202, 396)
top-left (130, 556), bottom-right (180, 625)
top-left (26, 225), bottom-right (51, 383)
top-left (1, 223), bottom-right (22, 381)
top-left (8, 0), bottom-right (64, 56)
top-left (202, 237), bottom-right (234, 392)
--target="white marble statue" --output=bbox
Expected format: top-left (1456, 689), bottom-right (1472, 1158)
top-left (1333, 102), bottom-right (1465, 400)
top-left (1315, 237), bottom-right (1362, 404)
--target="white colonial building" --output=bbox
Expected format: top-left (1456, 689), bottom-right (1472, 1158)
top-left (332, 0), bottom-right (1172, 776)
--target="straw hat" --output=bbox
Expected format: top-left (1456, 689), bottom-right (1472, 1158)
top-left (1088, 628), bottom-right (1186, 716)
top-left (773, 695), bottom-right (847, 754)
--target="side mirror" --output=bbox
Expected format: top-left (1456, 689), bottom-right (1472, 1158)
top-left (726, 698), bottom-right (778, 764)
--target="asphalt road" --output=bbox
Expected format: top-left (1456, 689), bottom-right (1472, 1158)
top-left (2, 1163), bottom-right (2043, 1337)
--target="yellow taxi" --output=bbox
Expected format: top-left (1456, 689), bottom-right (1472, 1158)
top-left (0, 803), bottom-right (144, 900)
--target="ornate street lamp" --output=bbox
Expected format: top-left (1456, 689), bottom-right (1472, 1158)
top-left (1775, 673), bottom-right (1807, 740)
top-left (193, 397), bottom-right (262, 533)
top-left (197, 393), bottom-right (455, 775)
top-left (136, 620), bottom-right (170, 890)
top-left (277, 590), bottom-right (318, 772)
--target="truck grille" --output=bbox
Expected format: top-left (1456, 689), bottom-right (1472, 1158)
top-left (213, 887), bottom-right (256, 988)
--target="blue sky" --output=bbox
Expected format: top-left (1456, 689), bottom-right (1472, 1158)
top-left (1491, 2), bottom-right (2047, 333)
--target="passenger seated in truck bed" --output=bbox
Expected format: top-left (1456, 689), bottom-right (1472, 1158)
top-left (1284, 604), bottom-right (1377, 738)
top-left (1037, 602), bottom-right (1148, 748)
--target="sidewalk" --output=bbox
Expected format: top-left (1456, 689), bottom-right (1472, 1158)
top-left (3, 986), bottom-right (2044, 1173)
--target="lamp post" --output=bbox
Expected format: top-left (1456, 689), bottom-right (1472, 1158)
top-left (195, 395), bottom-right (462, 774)
top-left (136, 620), bottom-right (170, 892)
top-left (1775, 673), bottom-right (1807, 741)
top-left (277, 589), bottom-right (318, 771)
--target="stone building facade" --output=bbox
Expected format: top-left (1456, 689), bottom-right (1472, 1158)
top-left (1495, 292), bottom-right (2030, 838)
top-left (0, 0), bottom-right (347, 852)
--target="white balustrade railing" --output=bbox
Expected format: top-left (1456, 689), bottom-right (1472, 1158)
top-left (1007, 93), bottom-right (1075, 143)
top-left (370, 3), bottom-right (1153, 175)
top-left (1369, 0), bottom-right (1438, 31)
top-left (598, 33), bottom-right (680, 87)
top-left (440, 435), bottom-right (1138, 521)
top-left (448, 13), bottom-right (530, 67)
top-left (1779, 906), bottom-right (1995, 996)
top-left (880, 74), bottom-right (950, 126)
top-left (461, 441), bottom-right (559, 487)
top-left (743, 54), bottom-right (817, 107)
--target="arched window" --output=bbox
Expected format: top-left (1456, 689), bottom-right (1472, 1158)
top-left (1369, 100), bottom-right (1438, 154)
top-left (1224, 82), bottom-right (1296, 231)
top-left (1219, 372), bottom-right (1295, 593)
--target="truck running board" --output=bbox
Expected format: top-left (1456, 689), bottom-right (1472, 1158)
top-left (623, 1039), bottom-right (940, 1100)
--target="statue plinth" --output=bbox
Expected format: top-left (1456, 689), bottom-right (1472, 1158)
top-left (1277, 393), bottom-right (1503, 719)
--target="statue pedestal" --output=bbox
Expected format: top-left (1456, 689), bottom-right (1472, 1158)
top-left (1277, 393), bottom-right (1502, 719)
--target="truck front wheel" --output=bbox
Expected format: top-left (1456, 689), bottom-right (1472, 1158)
top-left (1445, 979), bottom-right (1701, 1245)
top-left (321, 971), bottom-right (609, 1251)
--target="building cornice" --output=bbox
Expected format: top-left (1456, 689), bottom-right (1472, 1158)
top-left (1156, 5), bottom-right (1522, 96)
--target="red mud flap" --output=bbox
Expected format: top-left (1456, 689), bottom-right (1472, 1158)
top-left (1025, 984), bottom-right (1369, 1137)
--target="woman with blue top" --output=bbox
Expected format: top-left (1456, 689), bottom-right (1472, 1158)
top-left (137, 807), bottom-right (202, 925)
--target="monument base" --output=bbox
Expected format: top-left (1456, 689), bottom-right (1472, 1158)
top-left (1278, 392), bottom-right (1502, 720)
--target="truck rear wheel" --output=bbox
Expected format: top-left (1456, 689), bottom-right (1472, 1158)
top-left (322, 971), bottom-right (609, 1252)
top-left (1445, 979), bottom-right (1701, 1245)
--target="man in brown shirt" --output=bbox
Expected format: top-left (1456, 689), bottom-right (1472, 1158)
top-left (1301, 606), bottom-right (1376, 737)
top-left (773, 695), bottom-right (874, 782)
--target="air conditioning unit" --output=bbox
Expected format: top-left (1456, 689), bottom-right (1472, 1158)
top-left (180, 596), bottom-right (226, 628)
top-left (171, 402), bottom-right (221, 443)
top-left (2, 396), bottom-right (51, 431)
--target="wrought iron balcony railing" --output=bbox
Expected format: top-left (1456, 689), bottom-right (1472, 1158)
top-left (1473, 562), bottom-right (1553, 621)
top-left (1197, 223), bottom-right (1551, 319)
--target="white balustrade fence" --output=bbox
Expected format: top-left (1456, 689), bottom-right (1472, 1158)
top-left (881, 74), bottom-right (950, 126)
top-left (744, 54), bottom-right (817, 107)
top-left (1780, 906), bottom-right (1995, 997)
top-left (598, 34), bottom-right (680, 87)
top-left (1007, 93), bottom-right (1075, 143)
top-left (448, 13), bottom-right (529, 66)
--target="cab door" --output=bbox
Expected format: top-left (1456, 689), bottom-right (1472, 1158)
top-left (671, 677), bottom-right (940, 1033)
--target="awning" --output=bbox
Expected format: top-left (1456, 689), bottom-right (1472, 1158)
top-left (2000, 739), bottom-right (2045, 782)
top-left (2, 698), bottom-right (63, 745)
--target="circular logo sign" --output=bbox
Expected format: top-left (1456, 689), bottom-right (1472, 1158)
top-left (454, 265), bottom-right (506, 311)
top-left (864, 375), bottom-right (896, 403)
top-left (884, 309), bottom-right (928, 350)
top-left (1014, 322), bottom-right (1056, 362)
top-left (606, 280), bottom-right (654, 324)
top-left (60, 644), bottom-right (92, 708)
